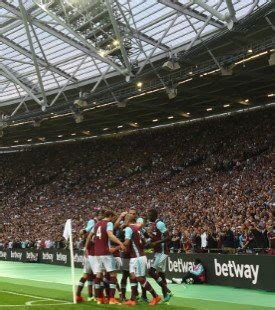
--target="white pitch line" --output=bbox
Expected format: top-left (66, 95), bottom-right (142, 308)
top-left (0, 290), bottom-right (70, 304)
top-left (0, 303), bottom-right (73, 307)
top-left (0, 276), bottom-right (72, 286)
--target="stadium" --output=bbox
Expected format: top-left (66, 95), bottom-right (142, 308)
top-left (0, 0), bottom-right (274, 309)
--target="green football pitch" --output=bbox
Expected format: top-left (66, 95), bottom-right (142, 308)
top-left (0, 261), bottom-right (274, 309)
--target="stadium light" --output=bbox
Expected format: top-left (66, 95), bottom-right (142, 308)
top-left (267, 93), bottom-right (274, 97)
top-left (117, 125), bottom-right (123, 128)
top-left (167, 116), bottom-right (174, 119)
top-left (130, 122), bottom-right (138, 127)
top-left (32, 119), bottom-right (42, 127)
top-left (152, 119), bottom-right (159, 122)
top-left (178, 78), bottom-right (193, 85)
top-left (71, 133), bottom-right (76, 136)
top-left (200, 69), bottom-right (219, 77)
top-left (206, 108), bottom-right (213, 111)
top-left (112, 39), bottom-right (119, 47)
top-left (234, 51), bottom-right (268, 66)
top-left (41, 103), bottom-right (48, 112)
top-left (269, 51), bottom-right (275, 66)
top-left (74, 114), bottom-right (84, 123)
top-left (223, 104), bottom-right (230, 107)
top-left (0, 117), bottom-right (7, 138)
top-left (74, 98), bottom-right (88, 108)
top-left (14, 140), bottom-right (19, 143)
top-left (165, 79), bottom-right (178, 99)
top-left (239, 99), bottom-right (250, 105)
top-left (117, 100), bottom-right (127, 108)
top-left (180, 112), bottom-right (190, 117)
top-left (136, 81), bottom-right (143, 88)
top-left (162, 58), bottom-right (180, 71)
top-left (220, 65), bottom-right (234, 76)
top-left (103, 128), bottom-right (109, 131)
top-left (98, 49), bottom-right (107, 57)
top-left (57, 135), bottom-right (63, 138)
top-left (71, 104), bottom-right (84, 123)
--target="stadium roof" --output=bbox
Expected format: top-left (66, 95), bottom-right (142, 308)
top-left (0, 0), bottom-right (274, 147)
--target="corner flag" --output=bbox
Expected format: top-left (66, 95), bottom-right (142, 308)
top-left (63, 219), bottom-right (76, 304)
top-left (63, 219), bottom-right (72, 240)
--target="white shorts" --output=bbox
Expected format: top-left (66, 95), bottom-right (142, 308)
top-left (114, 257), bottom-right (122, 271)
top-left (129, 256), bottom-right (147, 277)
top-left (93, 255), bottom-right (116, 273)
top-left (83, 256), bottom-right (92, 274)
top-left (88, 255), bottom-right (96, 274)
top-left (121, 257), bottom-right (130, 271)
top-left (152, 253), bottom-right (168, 272)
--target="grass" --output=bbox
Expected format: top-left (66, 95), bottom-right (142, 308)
top-left (0, 262), bottom-right (274, 309)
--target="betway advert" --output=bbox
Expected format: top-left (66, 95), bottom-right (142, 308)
top-left (0, 250), bottom-right (274, 291)
top-left (164, 253), bottom-right (275, 291)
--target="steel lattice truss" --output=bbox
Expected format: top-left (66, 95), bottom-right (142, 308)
top-left (0, 0), bottom-right (269, 119)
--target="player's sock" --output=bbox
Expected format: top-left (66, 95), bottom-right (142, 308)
top-left (130, 278), bottom-right (138, 301)
top-left (121, 271), bottom-right (129, 299)
top-left (101, 274), bottom-right (110, 298)
top-left (76, 277), bottom-right (86, 296)
top-left (149, 268), bottom-right (170, 295)
top-left (94, 277), bottom-right (103, 298)
top-left (158, 272), bottom-right (171, 295)
top-left (141, 286), bottom-right (147, 299)
top-left (102, 280), bottom-right (109, 298)
top-left (116, 281), bottom-right (121, 292)
top-left (109, 276), bottom-right (117, 299)
top-left (87, 274), bottom-right (94, 297)
top-left (148, 267), bottom-right (159, 282)
top-left (87, 281), bottom-right (94, 297)
top-left (137, 277), bottom-right (157, 298)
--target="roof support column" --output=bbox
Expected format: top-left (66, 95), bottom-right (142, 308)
top-left (18, 0), bottom-right (48, 108)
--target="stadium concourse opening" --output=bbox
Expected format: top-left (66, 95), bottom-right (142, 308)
top-left (0, 1), bottom-right (274, 309)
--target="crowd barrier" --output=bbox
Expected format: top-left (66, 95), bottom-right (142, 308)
top-left (0, 249), bottom-right (274, 291)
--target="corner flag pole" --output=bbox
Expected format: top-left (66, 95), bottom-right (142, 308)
top-left (63, 219), bottom-right (76, 304)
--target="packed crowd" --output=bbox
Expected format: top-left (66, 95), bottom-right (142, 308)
top-left (0, 106), bottom-right (274, 254)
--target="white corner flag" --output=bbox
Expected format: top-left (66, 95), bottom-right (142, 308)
top-left (63, 219), bottom-right (72, 241)
top-left (63, 219), bottom-right (76, 304)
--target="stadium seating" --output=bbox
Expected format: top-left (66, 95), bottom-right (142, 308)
top-left (0, 107), bottom-right (273, 253)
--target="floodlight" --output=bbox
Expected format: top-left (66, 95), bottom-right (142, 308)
top-left (32, 119), bottom-right (42, 127)
top-left (117, 100), bottom-right (127, 108)
top-left (74, 98), bottom-right (88, 107)
top-left (165, 87), bottom-right (177, 99)
top-left (74, 113), bottom-right (84, 123)
top-left (41, 103), bottom-right (48, 112)
top-left (162, 59), bottom-right (180, 71)
top-left (269, 52), bottom-right (275, 66)
top-left (220, 67), bottom-right (233, 76)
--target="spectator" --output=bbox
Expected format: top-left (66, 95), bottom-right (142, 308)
top-left (172, 258), bottom-right (206, 284)
top-left (267, 226), bottom-right (275, 255)
top-left (0, 106), bottom-right (273, 254)
top-left (223, 224), bottom-right (235, 249)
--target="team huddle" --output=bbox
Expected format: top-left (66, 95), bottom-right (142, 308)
top-left (75, 207), bottom-right (172, 306)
